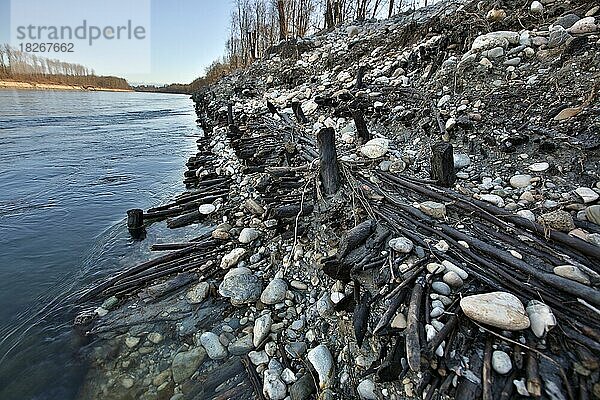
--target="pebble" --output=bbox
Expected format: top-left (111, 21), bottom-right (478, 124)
top-left (427, 262), bottom-right (445, 274)
top-left (239, 227), bottom-right (261, 243)
top-left (526, 300), bottom-right (557, 338)
top-left (186, 281), bottom-right (210, 304)
top-left (289, 374), bottom-right (316, 400)
top-left (454, 153), bottom-right (471, 169)
top-left (460, 292), bottom-right (530, 330)
top-left (430, 307), bottom-right (444, 318)
top-left (492, 350), bottom-right (513, 375)
top-left (567, 16), bottom-right (597, 34)
top-left (361, 138), bottom-right (390, 159)
top-left (510, 174), bottom-right (532, 188)
top-left (443, 271), bottom-right (464, 288)
top-left (171, 347), bottom-right (206, 383)
top-left (517, 209), bottom-right (536, 222)
top-left (357, 379), bottom-right (377, 400)
top-left (148, 332), bottom-right (163, 344)
top-left (388, 237), bottom-right (414, 253)
top-left (198, 204), bottom-right (216, 215)
top-left (503, 57), bottom-right (521, 66)
top-left (553, 265), bottom-right (590, 285)
top-left (419, 201), bottom-right (447, 219)
top-left (575, 187), bottom-right (599, 204)
top-left (261, 278), bottom-right (288, 304)
top-left (529, 162), bottom-right (549, 172)
top-left (229, 334), bottom-right (254, 355)
top-left (249, 350), bottom-right (270, 365)
top-left (478, 194), bottom-right (505, 208)
top-left (220, 248), bottom-right (247, 269)
top-left (121, 376), bottom-right (134, 389)
top-left (391, 313), bottom-right (407, 329)
top-left (442, 260), bottom-right (468, 279)
top-left (308, 345), bottom-right (335, 389)
top-left (200, 331), bottom-right (228, 360)
top-left (125, 336), bottom-right (140, 348)
top-left (555, 13), bottom-right (580, 29)
top-left (586, 205), bottom-right (600, 225)
top-left (530, 1), bottom-right (543, 14)
top-left (254, 313), bottom-right (273, 347)
top-left (316, 293), bottom-right (334, 317)
top-left (432, 281), bottom-right (451, 296)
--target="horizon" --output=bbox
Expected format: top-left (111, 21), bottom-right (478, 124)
top-left (0, 0), bottom-right (231, 85)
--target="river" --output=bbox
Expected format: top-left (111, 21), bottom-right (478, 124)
top-left (0, 90), bottom-right (200, 399)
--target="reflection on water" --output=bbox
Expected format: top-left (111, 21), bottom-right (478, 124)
top-left (0, 90), bottom-right (201, 399)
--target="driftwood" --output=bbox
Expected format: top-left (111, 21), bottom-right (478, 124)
top-left (406, 276), bottom-right (425, 372)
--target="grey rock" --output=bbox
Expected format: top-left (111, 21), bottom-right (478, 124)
top-left (585, 205), bottom-right (600, 225)
top-left (553, 265), bottom-right (590, 285)
top-left (261, 278), bottom-right (288, 305)
top-left (200, 331), bottom-right (227, 360)
top-left (357, 379), bottom-right (377, 399)
top-left (308, 344), bottom-right (335, 389)
top-left (186, 281), bottom-right (210, 304)
top-left (548, 27), bottom-right (571, 48)
top-left (432, 281), bottom-right (451, 296)
top-left (239, 227), bottom-right (261, 244)
top-left (443, 271), bottom-right (464, 288)
top-left (171, 347), bottom-right (206, 383)
top-left (254, 313), bottom-right (273, 347)
top-left (289, 373), bottom-right (316, 400)
top-left (527, 300), bottom-right (557, 338)
top-left (492, 350), bottom-right (513, 374)
top-left (388, 237), bottom-right (414, 253)
top-left (263, 369), bottom-right (287, 400)
top-left (219, 271), bottom-right (262, 305)
top-left (555, 13), bottom-right (580, 29)
top-left (228, 334), bottom-right (254, 355)
top-left (419, 201), bottom-right (447, 219)
top-left (575, 187), bottom-right (599, 204)
top-left (510, 174), bottom-right (532, 188)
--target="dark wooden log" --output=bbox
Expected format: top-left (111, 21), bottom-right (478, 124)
top-left (270, 203), bottom-right (314, 219)
top-left (406, 276), bottom-right (425, 372)
top-left (455, 350), bottom-right (483, 399)
top-left (317, 127), bottom-right (341, 195)
top-left (337, 219), bottom-right (376, 259)
top-left (427, 313), bottom-right (459, 354)
top-left (127, 209), bottom-right (146, 240)
top-left (151, 243), bottom-right (195, 251)
top-left (266, 100), bottom-right (278, 115)
top-left (292, 101), bottom-right (308, 124)
top-left (499, 371), bottom-right (516, 400)
top-left (355, 65), bottom-right (366, 90)
top-left (351, 109), bottom-right (370, 144)
top-left (353, 291), bottom-right (371, 348)
top-left (430, 142), bottom-right (456, 187)
top-left (482, 337), bottom-right (493, 400)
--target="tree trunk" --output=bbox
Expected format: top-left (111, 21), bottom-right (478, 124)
top-left (277, 0), bottom-right (287, 40)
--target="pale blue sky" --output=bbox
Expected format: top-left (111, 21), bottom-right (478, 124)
top-left (0, 0), bottom-right (232, 84)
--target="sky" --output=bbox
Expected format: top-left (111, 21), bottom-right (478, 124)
top-left (0, 0), bottom-right (231, 85)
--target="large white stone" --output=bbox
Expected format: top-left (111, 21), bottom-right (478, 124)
top-left (472, 31), bottom-right (519, 51)
top-left (308, 345), bottom-right (335, 389)
top-left (460, 292), bottom-right (530, 330)
top-left (510, 174), bottom-right (532, 188)
top-left (419, 201), bottom-right (447, 219)
top-left (263, 369), bottom-right (287, 400)
top-left (360, 138), bottom-right (390, 159)
top-left (239, 227), bottom-right (261, 244)
top-left (357, 379), bottom-right (377, 399)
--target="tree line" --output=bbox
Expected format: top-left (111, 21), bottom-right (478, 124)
top-left (224, 0), bottom-right (424, 69)
top-left (0, 45), bottom-right (130, 89)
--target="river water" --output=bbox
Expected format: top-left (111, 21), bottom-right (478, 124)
top-left (0, 90), bottom-right (201, 399)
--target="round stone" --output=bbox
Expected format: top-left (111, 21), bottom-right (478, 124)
top-left (198, 204), bottom-right (216, 215)
top-left (492, 350), bottom-right (513, 375)
top-left (460, 292), bottom-right (530, 330)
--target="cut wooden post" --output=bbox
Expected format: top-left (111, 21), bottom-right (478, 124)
top-left (127, 209), bottom-right (145, 240)
top-left (317, 127), bottom-right (341, 195)
top-left (291, 101), bottom-right (308, 124)
top-left (227, 103), bottom-right (234, 125)
top-left (351, 109), bottom-right (370, 144)
top-left (430, 142), bottom-right (456, 187)
top-left (355, 65), bottom-right (366, 90)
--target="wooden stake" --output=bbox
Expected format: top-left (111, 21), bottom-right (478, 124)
top-left (292, 101), bottom-right (308, 124)
top-left (355, 65), bottom-right (366, 90)
top-left (317, 127), bottom-right (341, 195)
top-left (406, 276), bottom-right (425, 372)
top-left (126, 209), bottom-right (145, 240)
top-left (351, 109), bottom-right (370, 145)
top-left (430, 142), bottom-right (456, 187)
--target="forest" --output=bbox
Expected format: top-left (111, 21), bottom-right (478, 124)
top-left (0, 45), bottom-right (131, 90)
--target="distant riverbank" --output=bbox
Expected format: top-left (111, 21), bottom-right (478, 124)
top-left (0, 80), bottom-right (133, 92)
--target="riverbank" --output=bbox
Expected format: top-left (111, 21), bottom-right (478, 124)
top-left (0, 80), bottom-right (133, 92)
top-left (77, 0), bottom-right (599, 399)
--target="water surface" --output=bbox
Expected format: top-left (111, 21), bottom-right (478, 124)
top-left (0, 90), bottom-right (201, 399)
